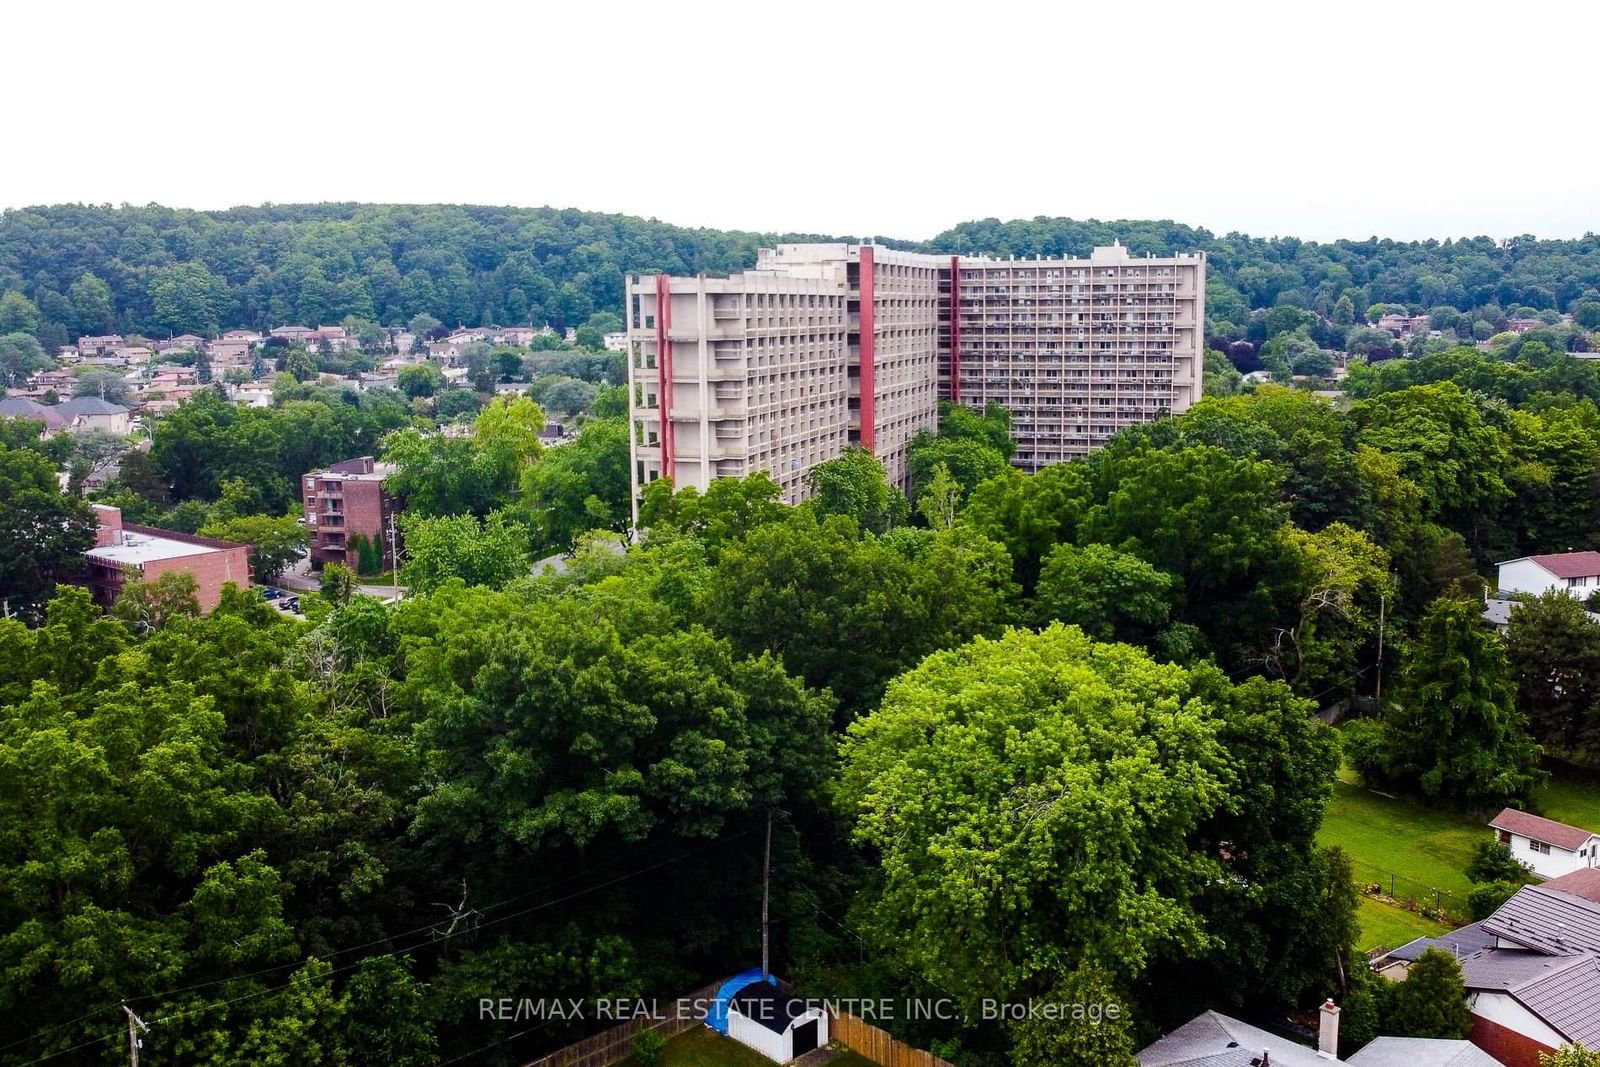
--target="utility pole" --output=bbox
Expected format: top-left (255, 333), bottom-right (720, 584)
top-left (1375, 591), bottom-right (1387, 700)
top-left (387, 509), bottom-right (399, 600)
top-left (122, 1003), bottom-right (148, 1067)
top-left (761, 811), bottom-right (772, 980)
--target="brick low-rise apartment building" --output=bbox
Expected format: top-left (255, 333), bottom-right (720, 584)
top-left (624, 242), bottom-right (1203, 512)
top-left (301, 456), bottom-right (397, 570)
top-left (85, 504), bottom-right (252, 613)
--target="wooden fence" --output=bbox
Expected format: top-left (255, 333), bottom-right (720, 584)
top-left (831, 1012), bottom-right (956, 1067)
top-left (520, 981), bottom-right (720, 1067)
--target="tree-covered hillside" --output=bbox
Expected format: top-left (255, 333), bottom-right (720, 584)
top-left (4, 202), bottom-right (1600, 352)
top-left (0, 203), bottom-right (835, 349)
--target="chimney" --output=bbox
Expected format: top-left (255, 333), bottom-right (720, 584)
top-left (1318, 998), bottom-right (1340, 1056)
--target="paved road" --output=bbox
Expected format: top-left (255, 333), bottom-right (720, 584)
top-left (277, 561), bottom-right (406, 601)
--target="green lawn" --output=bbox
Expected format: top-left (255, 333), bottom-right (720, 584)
top-left (1535, 763), bottom-right (1600, 831)
top-left (620, 1027), bottom-right (783, 1067)
top-left (1356, 896), bottom-right (1449, 953)
top-left (1317, 778), bottom-right (1482, 902)
top-left (1319, 758), bottom-right (1600, 929)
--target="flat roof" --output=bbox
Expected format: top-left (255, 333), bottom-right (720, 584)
top-left (88, 531), bottom-right (222, 565)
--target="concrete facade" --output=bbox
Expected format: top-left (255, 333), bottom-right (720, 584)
top-left (301, 456), bottom-right (397, 570)
top-left (945, 243), bottom-right (1204, 469)
top-left (625, 242), bottom-right (1204, 511)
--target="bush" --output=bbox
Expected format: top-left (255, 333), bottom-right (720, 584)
top-left (347, 531), bottom-right (383, 576)
top-left (1466, 841), bottom-right (1534, 886)
top-left (1468, 880), bottom-right (1523, 921)
top-left (631, 1028), bottom-right (667, 1067)
top-left (1340, 718), bottom-right (1389, 784)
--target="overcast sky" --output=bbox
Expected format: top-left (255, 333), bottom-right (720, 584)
top-left (5, 0), bottom-right (1596, 244)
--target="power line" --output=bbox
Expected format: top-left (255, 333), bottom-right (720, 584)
top-left (10, 828), bottom-right (753, 1064)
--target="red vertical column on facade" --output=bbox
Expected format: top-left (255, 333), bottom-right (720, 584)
top-left (858, 245), bottom-right (876, 453)
top-left (655, 274), bottom-right (675, 481)
top-left (948, 255), bottom-right (961, 403)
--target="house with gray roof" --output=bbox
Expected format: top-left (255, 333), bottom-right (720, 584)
top-left (1388, 880), bottom-right (1600, 1065)
top-left (1137, 1009), bottom-right (1337, 1066)
top-left (1138, 1004), bottom-right (1500, 1067)
top-left (1372, 921), bottom-right (1496, 980)
top-left (1346, 1036), bottom-right (1501, 1066)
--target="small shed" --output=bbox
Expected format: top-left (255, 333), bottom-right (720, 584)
top-left (709, 969), bottom-right (827, 1063)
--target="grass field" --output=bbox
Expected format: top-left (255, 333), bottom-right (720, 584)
top-left (619, 1027), bottom-right (777, 1067)
top-left (1317, 779), bottom-right (1481, 902)
top-left (1535, 763), bottom-right (1600, 830)
top-left (1356, 896), bottom-right (1449, 953)
top-left (1319, 756), bottom-right (1600, 946)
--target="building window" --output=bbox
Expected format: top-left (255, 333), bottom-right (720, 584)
top-left (1529, 840), bottom-right (1551, 855)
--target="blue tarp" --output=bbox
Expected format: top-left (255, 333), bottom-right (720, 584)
top-left (707, 968), bottom-right (777, 1034)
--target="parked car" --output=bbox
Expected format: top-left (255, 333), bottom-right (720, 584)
top-left (261, 587), bottom-right (282, 600)
top-left (280, 596), bottom-right (301, 613)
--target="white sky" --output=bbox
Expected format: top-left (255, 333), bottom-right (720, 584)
top-left (5, 0), bottom-right (1597, 244)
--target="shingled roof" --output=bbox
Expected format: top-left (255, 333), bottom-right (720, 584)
top-left (1517, 551), bottom-right (1600, 579)
top-left (1461, 948), bottom-right (1600, 1047)
top-left (1489, 807), bottom-right (1596, 851)
top-left (1137, 1011), bottom-right (1333, 1067)
top-left (1543, 867), bottom-right (1600, 903)
top-left (1483, 884), bottom-right (1600, 955)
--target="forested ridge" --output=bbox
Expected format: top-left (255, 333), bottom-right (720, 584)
top-left (3, 202), bottom-right (1600, 350)
top-left (8, 200), bottom-right (1600, 1065)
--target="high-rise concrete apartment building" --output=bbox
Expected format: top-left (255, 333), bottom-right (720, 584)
top-left (625, 242), bottom-right (1203, 512)
top-left (942, 244), bottom-right (1205, 470)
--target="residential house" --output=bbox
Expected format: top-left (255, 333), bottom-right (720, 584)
top-left (1377, 313), bottom-right (1431, 337)
top-left (57, 395), bottom-right (132, 434)
top-left (1347, 1038), bottom-right (1503, 1066)
top-left (76, 334), bottom-right (125, 357)
top-left (1540, 867), bottom-right (1600, 903)
top-left (1371, 921), bottom-right (1497, 981)
top-left (427, 340), bottom-right (464, 364)
top-left (155, 334), bottom-right (205, 354)
top-left (494, 326), bottom-right (541, 346)
top-left (603, 330), bottom-right (628, 352)
top-left (1384, 881), bottom-right (1600, 1066)
top-left (207, 338), bottom-right (254, 366)
top-left (1508, 318), bottom-right (1545, 334)
top-left (445, 328), bottom-right (490, 346)
top-left (1489, 808), bottom-right (1600, 879)
top-left (84, 505), bottom-right (251, 613)
top-left (562, 326), bottom-right (577, 343)
top-left (0, 396), bottom-right (68, 433)
top-left (221, 329), bottom-right (262, 343)
top-left (307, 325), bottom-right (352, 351)
top-left (1139, 1004), bottom-right (1499, 1067)
top-left (231, 381), bottom-right (274, 408)
top-left (0, 395), bottom-right (132, 435)
top-left (301, 456), bottom-right (398, 570)
top-left (32, 369), bottom-right (77, 392)
top-left (113, 345), bottom-right (154, 365)
top-left (1496, 552), bottom-right (1600, 599)
top-left (270, 325), bottom-right (315, 342)
top-left (1481, 591), bottom-right (1600, 631)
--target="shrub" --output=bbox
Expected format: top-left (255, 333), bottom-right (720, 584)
top-left (631, 1028), bottom-right (667, 1066)
top-left (1468, 880), bottom-right (1523, 921)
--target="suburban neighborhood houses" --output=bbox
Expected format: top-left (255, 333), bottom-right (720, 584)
top-left (1491, 809), bottom-right (1600, 879)
top-left (6, 157), bottom-right (1600, 1064)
